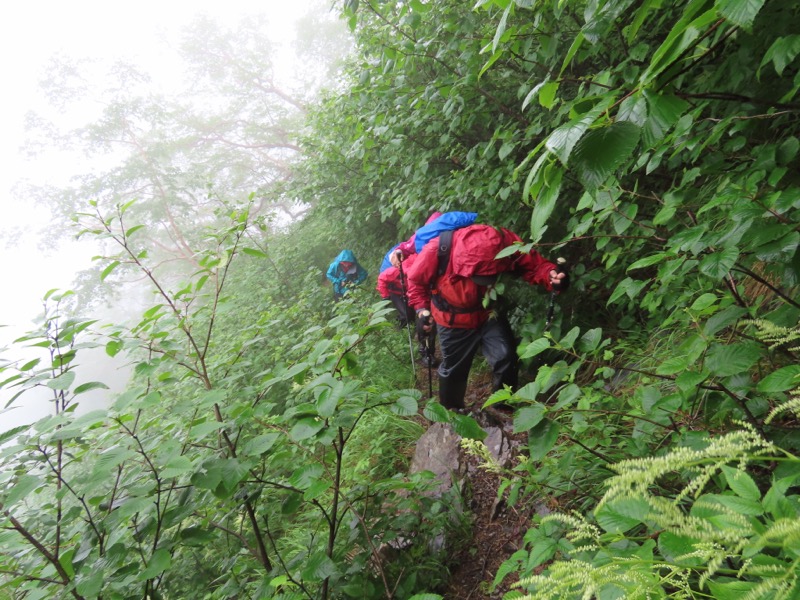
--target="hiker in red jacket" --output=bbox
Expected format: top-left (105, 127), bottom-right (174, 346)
top-left (377, 252), bottom-right (439, 367)
top-left (377, 252), bottom-right (418, 328)
top-left (405, 224), bottom-right (568, 411)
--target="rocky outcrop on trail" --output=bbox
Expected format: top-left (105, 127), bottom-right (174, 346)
top-left (402, 413), bottom-right (538, 598)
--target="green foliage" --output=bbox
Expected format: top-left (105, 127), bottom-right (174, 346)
top-left (0, 207), bottom-right (455, 599)
top-left (307, 1), bottom-right (800, 593)
top-left (6, 0), bottom-right (800, 596)
top-left (507, 425), bottom-right (800, 599)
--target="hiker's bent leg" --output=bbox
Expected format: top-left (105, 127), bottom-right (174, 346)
top-left (437, 324), bottom-right (480, 410)
top-left (481, 316), bottom-right (518, 392)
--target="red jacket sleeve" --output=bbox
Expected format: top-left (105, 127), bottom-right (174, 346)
top-left (376, 270), bottom-right (392, 299)
top-left (404, 238), bottom-right (439, 310)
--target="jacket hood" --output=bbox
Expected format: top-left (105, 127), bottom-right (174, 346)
top-left (333, 249), bottom-right (358, 264)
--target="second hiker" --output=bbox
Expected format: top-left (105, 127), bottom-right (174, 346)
top-left (405, 224), bottom-right (568, 411)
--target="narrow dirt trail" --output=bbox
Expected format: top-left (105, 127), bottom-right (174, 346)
top-left (411, 364), bottom-right (546, 599)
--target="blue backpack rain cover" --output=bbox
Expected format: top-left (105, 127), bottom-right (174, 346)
top-left (379, 244), bottom-right (401, 274)
top-left (413, 211), bottom-right (478, 253)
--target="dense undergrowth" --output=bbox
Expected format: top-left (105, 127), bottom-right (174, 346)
top-left (2, 0), bottom-right (800, 598)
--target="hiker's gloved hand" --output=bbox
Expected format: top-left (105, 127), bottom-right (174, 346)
top-left (390, 250), bottom-right (403, 268)
top-left (549, 263), bottom-right (569, 292)
top-left (416, 309), bottom-right (433, 336)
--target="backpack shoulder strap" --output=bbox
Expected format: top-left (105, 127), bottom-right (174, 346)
top-left (437, 229), bottom-right (453, 277)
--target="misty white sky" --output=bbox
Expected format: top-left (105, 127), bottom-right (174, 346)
top-left (0, 1), bottom-right (330, 432)
top-left (0, 0), bottom-right (321, 341)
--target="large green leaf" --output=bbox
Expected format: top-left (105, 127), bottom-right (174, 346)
top-left (4, 475), bottom-right (42, 507)
top-left (759, 35), bottom-right (800, 77)
top-left (76, 570), bottom-right (104, 597)
top-left (595, 496), bottom-right (650, 533)
top-left (241, 432), bottom-right (281, 456)
top-left (0, 425), bottom-right (28, 446)
top-left (704, 492), bottom-right (764, 516)
top-left (642, 91), bottom-right (689, 147)
top-left (452, 413), bottom-right (487, 440)
top-left (627, 253), bottom-right (671, 272)
top-left (162, 456), bottom-right (193, 478)
top-left (424, 401), bottom-right (451, 423)
top-left (73, 381), bottom-right (110, 394)
top-left (658, 531), bottom-right (704, 566)
top-left (545, 101), bottom-right (611, 166)
top-left (641, 1), bottom-right (719, 84)
top-left (721, 465), bottom-right (761, 501)
top-left (180, 526), bottom-right (217, 547)
top-left (757, 365), bottom-right (800, 393)
top-left (572, 121), bottom-right (641, 189)
top-left (391, 394), bottom-right (419, 416)
top-left (117, 497), bottom-right (155, 518)
top-left (302, 551), bottom-right (339, 582)
top-left (513, 404), bottom-right (546, 433)
top-left (289, 464), bottom-right (324, 490)
top-left (190, 421), bottom-right (225, 438)
top-left (315, 385), bottom-right (339, 417)
top-left (578, 328), bottom-right (603, 353)
top-left (93, 446), bottom-right (138, 476)
top-left (698, 247), bottom-right (739, 278)
top-left (519, 338), bottom-right (550, 360)
top-left (142, 548), bottom-right (171, 580)
top-left (218, 458), bottom-right (250, 493)
top-left (290, 417), bottom-right (325, 441)
top-left (46, 370), bottom-right (76, 390)
top-left (527, 418), bottom-right (561, 461)
top-left (707, 580), bottom-right (758, 600)
top-left (705, 342), bottom-right (762, 377)
top-left (754, 231), bottom-right (799, 262)
top-left (715, 0), bottom-right (766, 30)
top-left (528, 160), bottom-right (564, 243)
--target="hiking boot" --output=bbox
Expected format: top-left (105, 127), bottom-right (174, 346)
top-left (439, 377), bottom-right (467, 411)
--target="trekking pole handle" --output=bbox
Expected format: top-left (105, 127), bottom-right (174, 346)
top-left (553, 257), bottom-right (568, 286)
top-left (545, 258), bottom-right (566, 330)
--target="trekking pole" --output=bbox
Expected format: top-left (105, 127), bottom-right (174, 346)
top-left (415, 309), bottom-right (434, 399)
top-left (396, 252), bottom-right (417, 371)
top-left (544, 257), bottom-right (567, 332)
top-left (426, 329), bottom-right (434, 398)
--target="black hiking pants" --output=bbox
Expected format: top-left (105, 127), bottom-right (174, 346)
top-left (389, 292), bottom-right (413, 328)
top-left (436, 315), bottom-right (518, 410)
top-left (391, 292), bottom-right (438, 361)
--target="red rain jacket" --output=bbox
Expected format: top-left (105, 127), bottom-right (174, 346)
top-left (376, 253), bottom-right (418, 299)
top-left (405, 225), bottom-right (556, 329)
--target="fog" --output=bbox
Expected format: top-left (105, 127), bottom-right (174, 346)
top-left (0, 0), bottom-right (332, 435)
